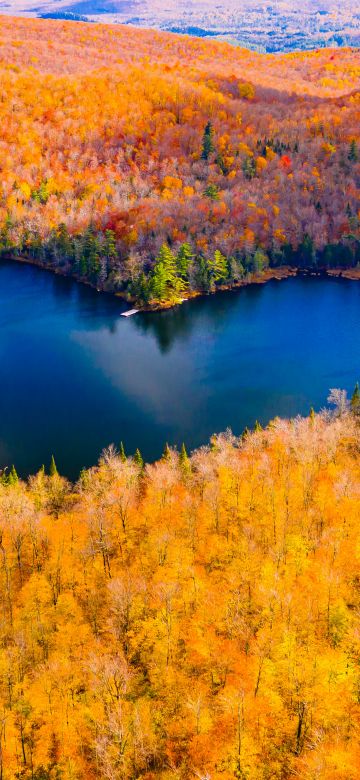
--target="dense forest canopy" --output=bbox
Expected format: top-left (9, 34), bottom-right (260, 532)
top-left (0, 17), bottom-right (359, 304)
top-left (0, 392), bottom-right (360, 779)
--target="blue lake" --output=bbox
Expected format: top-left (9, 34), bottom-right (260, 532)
top-left (1, 260), bottom-right (359, 479)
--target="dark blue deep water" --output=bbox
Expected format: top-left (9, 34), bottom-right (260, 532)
top-left (1, 260), bottom-right (359, 479)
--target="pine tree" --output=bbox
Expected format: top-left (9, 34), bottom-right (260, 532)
top-left (194, 255), bottom-right (211, 292)
top-left (82, 225), bottom-right (101, 281)
top-left (203, 183), bottom-right (220, 200)
top-left (351, 382), bottom-right (360, 414)
top-left (210, 435), bottom-right (219, 451)
top-left (79, 467), bottom-right (90, 488)
top-left (104, 229), bottom-right (117, 262)
top-left (150, 244), bottom-right (186, 303)
top-left (201, 121), bottom-right (215, 161)
top-left (150, 251), bottom-right (171, 302)
top-left (254, 420), bottom-right (262, 432)
top-left (79, 253), bottom-right (88, 278)
top-left (309, 407), bottom-right (315, 424)
top-left (119, 441), bottom-right (126, 462)
top-left (208, 250), bottom-right (228, 286)
top-left (179, 442), bottom-right (191, 474)
top-left (9, 464), bottom-right (19, 485)
top-left (56, 223), bottom-right (73, 261)
top-left (242, 155), bottom-right (256, 180)
top-left (132, 272), bottom-right (151, 305)
top-left (134, 448), bottom-right (144, 469)
top-left (176, 243), bottom-right (193, 279)
top-left (162, 443), bottom-right (171, 461)
top-left (49, 455), bottom-right (58, 477)
top-left (299, 234), bottom-right (315, 268)
top-left (179, 442), bottom-right (188, 464)
top-left (252, 248), bottom-right (269, 273)
top-left (216, 152), bottom-right (229, 175)
top-left (348, 139), bottom-right (358, 162)
top-left (3, 465), bottom-right (19, 486)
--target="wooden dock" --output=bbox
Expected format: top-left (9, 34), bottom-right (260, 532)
top-left (121, 309), bottom-right (139, 318)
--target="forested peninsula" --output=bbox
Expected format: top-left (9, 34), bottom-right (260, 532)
top-left (0, 18), bottom-right (359, 306)
top-left (1, 389), bottom-right (360, 779)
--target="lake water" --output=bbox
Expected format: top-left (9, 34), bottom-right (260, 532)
top-left (1, 260), bottom-right (359, 479)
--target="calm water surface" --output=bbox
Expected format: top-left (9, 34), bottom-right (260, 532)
top-left (1, 260), bottom-right (359, 478)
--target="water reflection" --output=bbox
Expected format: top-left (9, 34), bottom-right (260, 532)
top-left (133, 286), bottom-right (256, 353)
top-left (1, 259), bottom-right (359, 479)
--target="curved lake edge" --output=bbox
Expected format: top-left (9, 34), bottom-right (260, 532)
top-left (1, 261), bottom-right (359, 479)
top-left (4, 253), bottom-right (360, 312)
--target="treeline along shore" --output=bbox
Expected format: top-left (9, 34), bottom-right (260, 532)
top-left (4, 225), bottom-right (359, 309)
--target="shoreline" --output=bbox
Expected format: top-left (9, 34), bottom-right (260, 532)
top-left (3, 253), bottom-right (359, 312)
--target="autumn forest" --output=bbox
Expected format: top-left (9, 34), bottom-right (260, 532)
top-left (1, 394), bottom-right (360, 780)
top-left (1, 15), bottom-right (360, 780)
top-left (0, 18), bottom-right (359, 304)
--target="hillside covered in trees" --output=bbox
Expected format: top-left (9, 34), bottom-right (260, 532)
top-left (0, 17), bottom-right (359, 304)
top-left (0, 391), bottom-right (360, 779)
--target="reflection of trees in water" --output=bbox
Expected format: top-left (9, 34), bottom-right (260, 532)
top-left (58, 275), bottom-right (121, 334)
top-left (11, 258), bottom-right (269, 345)
top-left (133, 286), bottom-right (263, 353)
top-left (134, 305), bottom-right (200, 354)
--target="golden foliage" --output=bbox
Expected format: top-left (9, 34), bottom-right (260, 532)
top-left (0, 412), bottom-right (359, 778)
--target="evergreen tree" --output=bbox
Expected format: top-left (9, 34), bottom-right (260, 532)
top-left (179, 442), bottom-right (190, 471)
top-left (119, 441), bottom-right (126, 462)
top-left (104, 229), bottom-right (117, 263)
top-left (8, 465), bottom-right (19, 485)
top-left (254, 420), bottom-right (262, 432)
top-left (81, 225), bottom-right (101, 281)
top-left (0, 213), bottom-right (14, 252)
top-left (203, 183), bottom-right (220, 200)
top-left (162, 443), bottom-right (171, 461)
top-left (201, 121), bottom-right (215, 161)
top-left (252, 248), bottom-right (269, 273)
top-left (216, 152), bottom-right (229, 175)
top-left (150, 244), bottom-right (186, 303)
top-left (242, 155), bottom-right (256, 180)
top-left (309, 407), bottom-right (315, 424)
top-left (131, 272), bottom-right (151, 305)
top-left (150, 251), bottom-right (171, 302)
top-left (208, 250), bottom-right (228, 286)
top-left (351, 382), bottom-right (360, 414)
top-left (79, 467), bottom-right (90, 488)
top-left (2, 465), bottom-right (19, 486)
top-left (56, 223), bottom-right (73, 261)
top-left (298, 234), bottom-right (315, 268)
top-left (193, 255), bottom-right (211, 292)
top-left (348, 139), bottom-right (358, 162)
top-left (49, 455), bottom-right (58, 477)
top-left (210, 435), bottom-right (219, 451)
top-left (79, 253), bottom-right (88, 278)
top-left (176, 243), bottom-right (193, 279)
top-left (134, 448), bottom-right (144, 469)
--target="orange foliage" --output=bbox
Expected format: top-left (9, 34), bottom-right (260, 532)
top-left (0, 16), bottom-right (357, 269)
top-left (0, 410), bottom-right (359, 778)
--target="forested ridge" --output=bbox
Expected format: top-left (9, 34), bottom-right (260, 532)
top-left (0, 18), bottom-right (359, 305)
top-left (0, 389), bottom-right (360, 779)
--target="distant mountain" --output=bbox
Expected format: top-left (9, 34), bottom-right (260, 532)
top-left (3, 0), bottom-right (360, 52)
